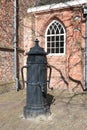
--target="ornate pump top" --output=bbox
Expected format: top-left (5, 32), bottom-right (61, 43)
top-left (26, 39), bottom-right (47, 55)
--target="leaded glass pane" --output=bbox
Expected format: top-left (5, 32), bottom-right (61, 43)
top-left (47, 37), bottom-right (50, 41)
top-left (60, 42), bottom-right (64, 47)
top-left (47, 29), bottom-right (50, 35)
top-left (47, 42), bottom-right (50, 47)
top-left (60, 48), bottom-right (64, 53)
top-left (56, 36), bottom-right (59, 41)
top-left (52, 36), bottom-right (55, 41)
top-left (47, 48), bottom-right (50, 53)
top-left (60, 35), bottom-right (64, 41)
top-left (52, 48), bottom-right (54, 53)
top-left (56, 48), bottom-right (59, 53)
top-left (56, 28), bottom-right (59, 34)
top-left (60, 28), bottom-right (64, 34)
top-left (52, 42), bottom-right (54, 47)
top-left (56, 42), bottom-right (59, 47)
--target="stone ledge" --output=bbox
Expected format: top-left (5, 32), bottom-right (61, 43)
top-left (0, 46), bottom-right (24, 53)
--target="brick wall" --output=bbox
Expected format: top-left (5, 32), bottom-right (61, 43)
top-left (0, 1), bottom-right (14, 89)
top-left (0, 0), bottom-right (36, 91)
top-left (0, 1), bottom-right (24, 91)
top-left (24, 5), bottom-right (85, 91)
top-left (0, 51), bottom-right (14, 81)
top-left (0, 0), bottom-right (85, 92)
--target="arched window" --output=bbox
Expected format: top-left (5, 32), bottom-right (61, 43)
top-left (45, 20), bottom-right (66, 55)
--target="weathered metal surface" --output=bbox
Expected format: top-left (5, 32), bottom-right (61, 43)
top-left (21, 39), bottom-right (52, 118)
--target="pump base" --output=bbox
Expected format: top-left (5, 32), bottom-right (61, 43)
top-left (24, 105), bottom-right (50, 118)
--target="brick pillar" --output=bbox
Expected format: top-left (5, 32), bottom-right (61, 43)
top-left (23, 14), bottom-right (35, 84)
top-left (24, 14), bottom-right (35, 54)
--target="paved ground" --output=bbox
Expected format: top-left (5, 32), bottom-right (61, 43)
top-left (0, 89), bottom-right (87, 130)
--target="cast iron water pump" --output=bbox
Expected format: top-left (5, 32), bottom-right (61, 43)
top-left (21, 39), bottom-right (52, 118)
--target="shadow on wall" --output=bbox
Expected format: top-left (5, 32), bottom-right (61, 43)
top-left (51, 65), bottom-right (69, 88)
top-left (69, 76), bottom-right (84, 91)
top-left (50, 65), bottom-right (84, 91)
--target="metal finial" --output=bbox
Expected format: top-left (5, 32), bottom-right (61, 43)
top-left (35, 39), bottom-right (39, 47)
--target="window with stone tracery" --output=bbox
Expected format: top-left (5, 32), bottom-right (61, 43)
top-left (45, 20), bottom-right (66, 55)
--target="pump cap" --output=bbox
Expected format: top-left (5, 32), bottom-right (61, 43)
top-left (26, 39), bottom-right (47, 55)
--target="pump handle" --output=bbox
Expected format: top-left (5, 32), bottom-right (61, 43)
top-left (47, 64), bottom-right (53, 90)
top-left (21, 66), bottom-right (28, 89)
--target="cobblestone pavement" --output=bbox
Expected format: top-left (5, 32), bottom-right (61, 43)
top-left (0, 89), bottom-right (87, 130)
